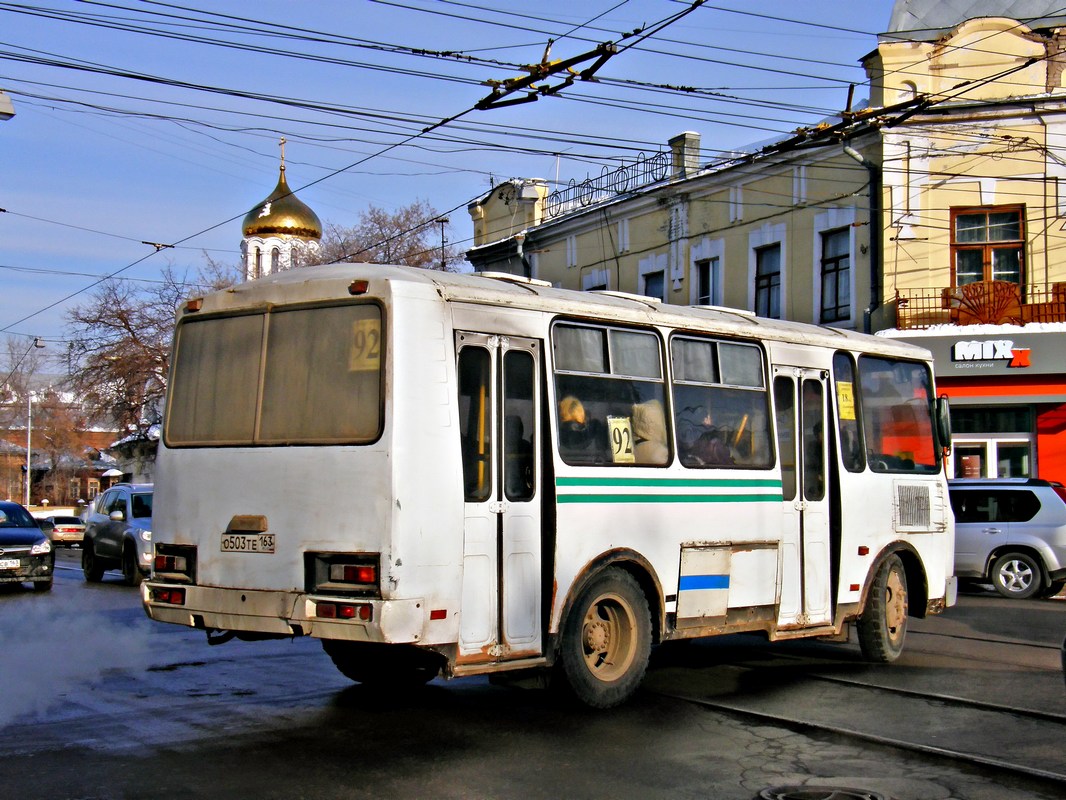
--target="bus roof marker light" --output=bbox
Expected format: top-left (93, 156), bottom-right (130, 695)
top-left (348, 279), bottom-right (369, 295)
top-left (185, 298), bottom-right (203, 312)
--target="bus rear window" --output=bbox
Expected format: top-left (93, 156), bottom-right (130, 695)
top-left (166, 304), bottom-right (383, 446)
top-left (857, 356), bottom-right (938, 473)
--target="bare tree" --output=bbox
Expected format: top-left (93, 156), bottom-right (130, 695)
top-left (64, 264), bottom-right (231, 436)
top-left (301, 199), bottom-right (461, 270)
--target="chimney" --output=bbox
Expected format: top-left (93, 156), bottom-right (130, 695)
top-left (669, 131), bottom-right (701, 179)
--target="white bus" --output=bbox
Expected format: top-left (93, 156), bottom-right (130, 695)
top-left (144, 263), bottom-right (956, 708)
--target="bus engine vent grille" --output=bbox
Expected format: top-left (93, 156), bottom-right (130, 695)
top-left (894, 482), bottom-right (931, 530)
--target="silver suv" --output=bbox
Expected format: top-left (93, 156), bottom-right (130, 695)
top-left (82, 483), bottom-right (153, 586)
top-left (949, 478), bottom-right (1066, 599)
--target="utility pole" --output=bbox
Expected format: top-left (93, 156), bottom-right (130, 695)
top-left (438, 218), bottom-right (449, 271)
top-left (24, 337), bottom-right (44, 507)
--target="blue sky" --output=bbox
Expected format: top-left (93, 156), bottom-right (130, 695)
top-left (0, 0), bottom-right (896, 347)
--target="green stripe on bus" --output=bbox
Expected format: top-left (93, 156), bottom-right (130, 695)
top-left (556, 476), bottom-right (781, 489)
top-left (557, 493), bottom-right (783, 504)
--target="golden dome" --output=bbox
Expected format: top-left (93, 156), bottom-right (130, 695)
top-left (242, 166), bottom-right (322, 239)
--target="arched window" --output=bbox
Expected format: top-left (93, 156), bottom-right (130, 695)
top-left (253, 247), bottom-right (262, 279)
top-left (271, 247), bottom-right (281, 273)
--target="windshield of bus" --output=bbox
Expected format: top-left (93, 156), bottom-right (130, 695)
top-left (856, 355), bottom-right (938, 474)
top-left (165, 303), bottom-right (382, 446)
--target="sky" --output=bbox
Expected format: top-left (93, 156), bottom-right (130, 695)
top-left (0, 0), bottom-right (897, 354)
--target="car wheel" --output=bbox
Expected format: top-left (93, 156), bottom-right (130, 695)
top-left (991, 552), bottom-right (1043, 599)
top-left (33, 579), bottom-right (53, 592)
top-left (558, 567), bottom-right (652, 709)
top-left (82, 542), bottom-right (104, 582)
top-left (858, 554), bottom-right (908, 662)
top-left (122, 546), bottom-right (143, 587)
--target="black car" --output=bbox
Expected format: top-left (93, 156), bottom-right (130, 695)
top-left (0, 501), bottom-right (55, 591)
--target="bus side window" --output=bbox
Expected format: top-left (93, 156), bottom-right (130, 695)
top-left (832, 352), bottom-right (865, 473)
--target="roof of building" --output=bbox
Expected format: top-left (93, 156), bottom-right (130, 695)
top-left (886, 0), bottom-right (1066, 41)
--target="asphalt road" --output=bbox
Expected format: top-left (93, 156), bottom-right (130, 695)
top-left (0, 548), bottom-right (1063, 800)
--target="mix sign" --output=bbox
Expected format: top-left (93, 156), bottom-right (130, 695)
top-left (952, 339), bottom-right (1031, 368)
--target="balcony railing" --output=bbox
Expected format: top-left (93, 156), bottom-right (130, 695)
top-left (893, 281), bottom-right (1066, 329)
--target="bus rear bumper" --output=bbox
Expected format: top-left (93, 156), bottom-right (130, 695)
top-left (142, 583), bottom-right (426, 644)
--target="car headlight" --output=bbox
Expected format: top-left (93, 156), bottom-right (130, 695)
top-left (31, 539), bottom-right (52, 555)
top-left (140, 530), bottom-right (152, 542)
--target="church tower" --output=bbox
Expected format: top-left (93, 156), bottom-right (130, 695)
top-left (241, 139), bottom-right (322, 281)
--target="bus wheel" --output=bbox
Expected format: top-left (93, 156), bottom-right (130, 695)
top-left (858, 554), bottom-right (908, 663)
top-left (559, 568), bottom-right (651, 709)
top-left (322, 640), bottom-right (440, 688)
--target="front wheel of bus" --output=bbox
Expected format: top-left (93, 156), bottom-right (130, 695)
top-left (858, 554), bottom-right (908, 663)
top-left (559, 568), bottom-right (652, 709)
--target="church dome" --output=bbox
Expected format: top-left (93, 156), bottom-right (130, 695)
top-left (242, 166), bottom-right (322, 239)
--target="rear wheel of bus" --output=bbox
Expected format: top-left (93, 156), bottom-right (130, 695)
top-left (322, 640), bottom-right (442, 688)
top-left (857, 554), bottom-right (908, 662)
top-left (559, 567), bottom-right (652, 709)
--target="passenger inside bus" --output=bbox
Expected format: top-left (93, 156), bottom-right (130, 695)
top-left (558, 395), bottom-right (610, 464)
top-left (631, 399), bottom-right (669, 465)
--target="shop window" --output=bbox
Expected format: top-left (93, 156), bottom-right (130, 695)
top-left (951, 206), bottom-right (1024, 286)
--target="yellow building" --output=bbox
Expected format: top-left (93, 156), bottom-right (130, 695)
top-left (466, 6), bottom-right (1066, 484)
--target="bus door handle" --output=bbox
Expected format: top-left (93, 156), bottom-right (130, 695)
top-left (488, 501), bottom-right (507, 514)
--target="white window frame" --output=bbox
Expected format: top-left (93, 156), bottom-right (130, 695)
top-left (690, 237), bottom-right (724, 306)
top-left (638, 253), bottom-right (668, 301)
top-left (812, 207), bottom-right (857, 326)
top-left (747, 222), bottom-right (786, 315)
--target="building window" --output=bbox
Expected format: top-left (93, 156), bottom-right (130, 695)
top-left (694, 257), bottom-right (722, 306)
top-left (87, 479), bottom-right (100, 499)
top-left (253, 247), bottom-right (262, 279)
top-left (820, 227), bottom-right (850, 323)
top-left (617, 218), bottom-right (630, 253)
top-left (951, 206), bottom-right (1024, 286)
top-left (754, 244), bottom-right (781, 319)
top-left (271, 247), bottom-right (281, 273)
top-left (644, 270), bottom-right (665, 301)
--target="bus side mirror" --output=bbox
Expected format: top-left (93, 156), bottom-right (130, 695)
top-left (935, 395), bottom-right (952, 454)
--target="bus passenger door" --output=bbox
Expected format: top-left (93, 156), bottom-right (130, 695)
top-left (773, 368), bottom-right (832, 628)
top-left (456, 332), bottom-right (543, 664)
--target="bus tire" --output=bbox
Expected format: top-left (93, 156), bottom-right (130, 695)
top-left (559, 567), bottom-right (651, 709)
top-left (858, 554), bottom-right (908, 663)
top-left (322, 640), bottom-right (439, 688)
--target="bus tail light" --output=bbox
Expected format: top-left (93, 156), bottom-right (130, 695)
top-left (151, 587), bottom-right (186, 605)
top-left (315, 601), bottom-right (372, 621)
top-left (306, 553), bottom-right (380, 597)
top-left (154, 543), bottom-right (197, 584)
top-left (329, 563), bottom-right (376, 584)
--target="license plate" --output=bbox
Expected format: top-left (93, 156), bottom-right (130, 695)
top-left (220, 532), bottom-right (275, 554)
top-left (0, 558), bottom-right (20, 569)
